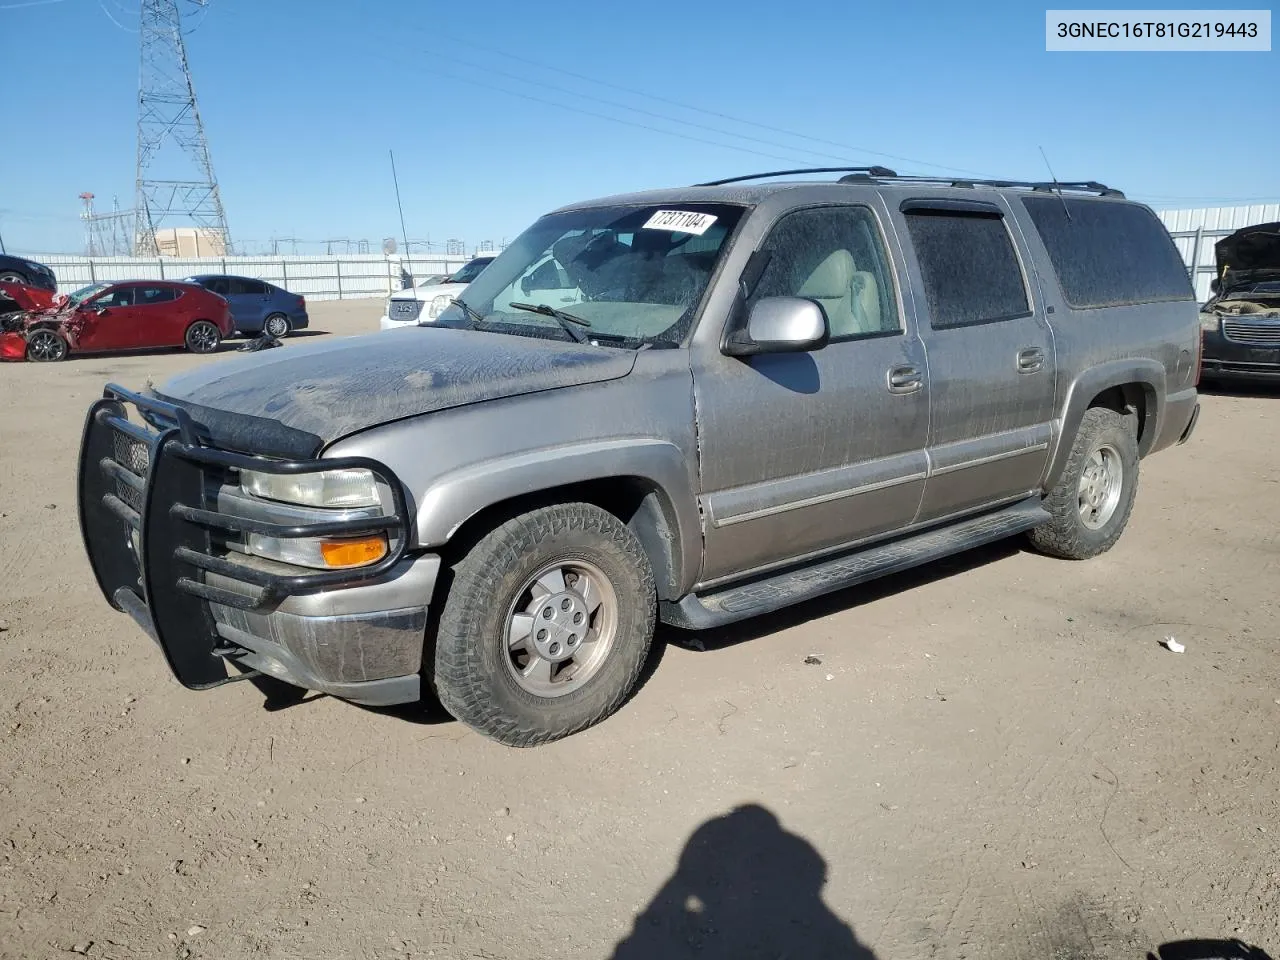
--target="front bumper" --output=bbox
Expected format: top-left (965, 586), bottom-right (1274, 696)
top-left (77, 384), bottom-right (430, 706)
top-left (1201, 326), bottom-right (1280, 381)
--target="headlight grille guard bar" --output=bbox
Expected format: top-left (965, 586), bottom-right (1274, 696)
top-left (85, 382), bottom-right (411, 614)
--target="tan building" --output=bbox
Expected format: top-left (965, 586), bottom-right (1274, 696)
top-left (153, 227), bottom-right (227, 257)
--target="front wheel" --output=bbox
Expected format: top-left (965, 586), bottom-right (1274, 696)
top-left (26, 328), bottom-right (68, 362)
top-left (185, 320), bottom-right (222, 354)
top-left (263, 313), bottom-right (290, 338)
top-left (1028, 406), bottom-right (1139, 560)
top-left (433, 502), bottom-right (656, 747)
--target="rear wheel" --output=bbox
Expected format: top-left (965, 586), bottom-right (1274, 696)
top-left (25, 328), bottom-right (68, 362)
top-left (185, 320), bottom-right (221, 354)
top-left (0, 271), bottom-right (29, 286)
top-left (433, 502), bottom-right (656, 747)
top-left (263, 313), bottom-right (290, 338)
top-left (1028, 406), bottom-right (1139, 560)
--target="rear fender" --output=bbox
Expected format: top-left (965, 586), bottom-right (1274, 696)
top-left (1043, 358), bottom-right (1165, 491)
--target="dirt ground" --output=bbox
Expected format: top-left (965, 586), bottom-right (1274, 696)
top-left (1, 298), bottom-right (1278, 960)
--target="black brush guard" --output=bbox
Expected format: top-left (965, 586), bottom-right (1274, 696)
top-left (77, 383), bottom-right (410, 690)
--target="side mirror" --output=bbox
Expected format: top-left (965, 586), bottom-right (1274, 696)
top-left (520, 275), bottom-right (534, 295)
top-left (723, 296), bottom-right (829, 357)
top-left (1209, 278), bottom-right (1220, 294)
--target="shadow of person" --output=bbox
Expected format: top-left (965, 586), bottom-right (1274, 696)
top-left (610, 804), bottom-right (876, 960)
top-left (1149, 939), bottom-right (1275, 960)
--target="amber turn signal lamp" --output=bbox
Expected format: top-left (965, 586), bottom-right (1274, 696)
top-left (319, 535), bottom-right (388, 568)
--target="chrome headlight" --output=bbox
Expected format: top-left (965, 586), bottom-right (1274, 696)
top-left (427, 294), bottom-right (452, 319)
top-left (239, 466), bottom-right (380, 509)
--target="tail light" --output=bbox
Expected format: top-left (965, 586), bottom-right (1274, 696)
top-left (297, 295), bottom-right (306, 309)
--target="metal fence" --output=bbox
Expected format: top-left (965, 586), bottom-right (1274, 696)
top-left (24, 201), bottom-right (1280, 306)
top-left (1157, 204), bottom-right (1280, 302)
top-left (30, 254), bottom-right (479, 302)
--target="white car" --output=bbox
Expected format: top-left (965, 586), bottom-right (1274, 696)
top-left (379, 255), bottom-right (496, 331)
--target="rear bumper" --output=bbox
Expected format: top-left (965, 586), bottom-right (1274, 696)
top-left (77, 384), bottom-right (427, 706)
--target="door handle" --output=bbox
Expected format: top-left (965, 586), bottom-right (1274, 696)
top-left (887, 365), bottom-right (923, 394)
top-left (1016, 347), bottom-right (1045, 374)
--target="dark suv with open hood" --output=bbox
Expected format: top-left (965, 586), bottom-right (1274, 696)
top-left (1200, 221), bottom-right (1280, 382)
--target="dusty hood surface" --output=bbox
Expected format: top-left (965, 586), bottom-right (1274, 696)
top-left (1214, 221), bottom-right (1280, 294)
top-left (153, 326), bottom-right (637, 451)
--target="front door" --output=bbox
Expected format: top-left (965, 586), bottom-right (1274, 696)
top-left (891, 197), bottom-right (1057, 522)
top-left (691, 203), bottom-right (930, 585)
top-left (77, 285), bottom-right (143, 352)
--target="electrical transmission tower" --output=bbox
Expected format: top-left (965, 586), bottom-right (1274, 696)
top-left (134, 0), bottom-right (231, 255)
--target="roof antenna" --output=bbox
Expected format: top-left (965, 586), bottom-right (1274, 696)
top-left (1038, 145), bottom-right (1071, 222)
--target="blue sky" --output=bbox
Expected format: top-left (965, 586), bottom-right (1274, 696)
top-left (2, 0), bottom-right (1276, 255)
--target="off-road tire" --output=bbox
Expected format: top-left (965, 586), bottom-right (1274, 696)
top-left (433, 502), bottom-right (656, 747)
top-left (25, 328), bottom-right (68, 362)
top-left (263, 313), bottom-right (290, 338)
top-left (1028, 406), bottom-right (1139, 560)
top-left (184, 320), bottom-right (221, 354)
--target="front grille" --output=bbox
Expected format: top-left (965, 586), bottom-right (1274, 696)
top-left (390, 299), bottom-right (423, 321)
top-left (1223, 320), bottom-right (1280, 346)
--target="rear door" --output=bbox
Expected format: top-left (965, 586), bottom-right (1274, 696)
top-left (77, 285), bottom-right (142, 351)
top-left (131, 284), bottom-right (184, 346)
top-left (890, 197), bottom-right (1056, 522)
top-left (227, 278), bottom-right (270, 330)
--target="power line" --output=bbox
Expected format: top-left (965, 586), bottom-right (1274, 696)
top-left (425, 49), bottom-right (855, 167)
top-left (424, 30), bottom-right (993, 178)
top-left (422, 67), bottom-right (850, 168)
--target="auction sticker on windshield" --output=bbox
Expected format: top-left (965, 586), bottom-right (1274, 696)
top-left (642, 210), bottom-right (718, 235)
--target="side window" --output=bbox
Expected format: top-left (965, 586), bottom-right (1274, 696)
top-left (526, 258), bottom-right (571, 290)
top-left (749, 206), bottom-right (900, 340)
top-left (903, 208), bottom-right (1030, 329)
top-left (207, 277), bottom-right (231, 296)
top-left (237, 279), bottom-right (267, 295)
top-left (136, 286), bottom-right (176, 305)
top-left (93, 286), bottom-right (135, 308)
top-left (1021, 196), bottom-right (1194, 308)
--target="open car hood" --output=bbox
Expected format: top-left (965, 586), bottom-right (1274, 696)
top-left (151, 326), bottom-right (637, 455)
top-left (1214, 221), bottom-right (1280, 294)
top-left (0, 282), bottom-right (57, 312)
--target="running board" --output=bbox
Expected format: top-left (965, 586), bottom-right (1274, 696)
top-left (661, 497), bottom-right (1049, 630)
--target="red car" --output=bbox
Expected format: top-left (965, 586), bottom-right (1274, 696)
top-left (0, 279), bottom-right (234, 362)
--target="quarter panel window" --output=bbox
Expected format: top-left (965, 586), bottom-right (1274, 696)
top-left (1021, 196), bottom-right (1194, 308)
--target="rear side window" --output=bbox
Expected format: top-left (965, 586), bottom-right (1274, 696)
top-left (903, 208), bottom-right (1030, 328)
top-left (136, 286), bottom-right (177, 304)
top-left (232, 278), bottom-right (267, 295)
top-left (1021, 196), bottom-right (1193, 308)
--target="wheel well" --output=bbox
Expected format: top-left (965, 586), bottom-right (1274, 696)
top-left (1088, 382), bottom-right (1154, 449)
top-left (439, 477), bottom-right (683, 600)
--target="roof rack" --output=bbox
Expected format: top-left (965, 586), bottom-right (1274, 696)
top-left (694, 166), bottom-right (899, 187)
top-left (693, 167), bottom-right (1124, 198)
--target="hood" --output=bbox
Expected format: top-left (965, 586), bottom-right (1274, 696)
top-left (390, 280), bottom-right (468, 303)
top-left (152, 326), bottom-right (638, 451)
top-left (0, 282), bottom-right (57, 312)
top-left (1214, 221), bottom-right (1280, 294)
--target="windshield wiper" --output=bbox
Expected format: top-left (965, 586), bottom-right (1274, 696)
top-left (432, 297), bottom-right (489, 330)
top-left (507, 301), bottom-right (592, 343)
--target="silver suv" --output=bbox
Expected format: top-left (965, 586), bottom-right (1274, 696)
top-left (77, 168), bottom-right (1202, 746)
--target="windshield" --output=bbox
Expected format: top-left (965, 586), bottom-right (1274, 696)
top-left (448, 258), bottom-right (494, 285)
top-left (440, 203), bottom-right (747, 346)
top-left (66, 283), bottom-right (110, 305)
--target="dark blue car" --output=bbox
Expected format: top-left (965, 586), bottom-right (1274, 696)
top-left (182, 274), bottom-right (309, 337)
